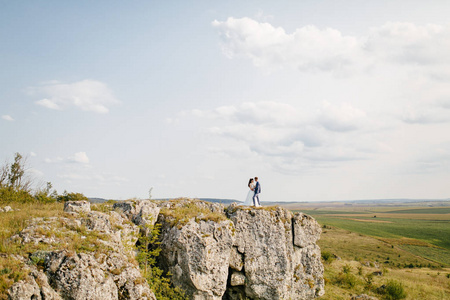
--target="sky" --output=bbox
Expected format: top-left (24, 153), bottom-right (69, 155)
top-left (1, 1), bottom-right (450, 202)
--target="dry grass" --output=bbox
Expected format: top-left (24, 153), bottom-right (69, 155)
top-left (0, 202), bottom-right (116, 298)
top-left (320, 259), bottom-right (450, 300)
top-left (0, 202), bottom-right (64, 253)
top-left (0, 202), bottom-right (63, 298)
top-left (318, 225), bottom-right (450, 299)
top-left (160, 199), bottom-right (227, 226)
top-left (319, 226), bottom-right (442, 268)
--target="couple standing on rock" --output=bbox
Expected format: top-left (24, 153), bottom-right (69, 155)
top-left (243, 177), bottom-right (261, 207)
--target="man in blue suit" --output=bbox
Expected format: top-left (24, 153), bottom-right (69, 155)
top-left (253, 177), bottom-right (261, 207)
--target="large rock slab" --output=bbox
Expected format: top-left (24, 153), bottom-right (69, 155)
top-left (293, 212), bottom-right (322, 248)
top-left (157, 200), bottom-right (234, 300)
top-left (225, 205), bottom-right (324, 300)
top-left (63, 200), bottom-right (91, 213)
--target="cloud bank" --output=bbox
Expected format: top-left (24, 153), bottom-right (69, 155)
top-left (188, 101), bottom-right (383, 174)
top-left (213, 18), bottom-right (450, 73)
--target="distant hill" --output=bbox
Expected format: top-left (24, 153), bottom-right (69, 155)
top-left (88, 197), bottom-right (108, 203)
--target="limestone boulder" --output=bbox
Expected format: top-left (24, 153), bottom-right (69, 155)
top-left (158, 209), bottom-right (234, 300)
top-left (293, 212), bottom-right (322, 248)
top-left (113, 200), bottom-right (160, 227)
top-left (225, 205), bottom-right (324, 300)
top-left (63, 200), bottom-right (90, 213)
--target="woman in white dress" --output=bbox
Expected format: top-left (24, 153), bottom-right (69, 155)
top-left (243, 178), bottom-right (255, 206)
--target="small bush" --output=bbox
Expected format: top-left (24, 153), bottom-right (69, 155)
top-left (377, 280), bottom-right (407, 300)
top-left (321, 251), bottom-right (335, 263)
top-left (357, 265), bottom-right (364, 276)
top-left (56, 191), bottom-right (88, 202)
top-left (33, 182), bottom-right (57, 203)
top-left (335, 272), bottom-right (357, 289)
top-left (0, 187), bottom-right (34, 203)
top-left (342, 264), bottom-right (352, 274)
top-left (364, 273), bottom-right (374, 290)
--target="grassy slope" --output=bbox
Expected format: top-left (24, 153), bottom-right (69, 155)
top-left (0, 202), bottom-right (130, 299)
top-left (0, 203), bottom-right (65, 299)
top-left (292, 205), bottom-right (450, 299)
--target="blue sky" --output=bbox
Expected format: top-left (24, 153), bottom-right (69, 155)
top-left (1, 1), bottom-right (450, 201)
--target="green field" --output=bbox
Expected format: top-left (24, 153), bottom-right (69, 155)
top-left (297, 205), bottom-right (450, 267)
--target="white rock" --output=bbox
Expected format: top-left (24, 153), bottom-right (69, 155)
top-left (230, 271), bottom-right (246, 286)
top-left (63, 200), bottom-right (90, 213)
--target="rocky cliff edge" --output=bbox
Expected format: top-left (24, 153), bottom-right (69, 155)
top-left (7, 199), bottom-right (324, 300)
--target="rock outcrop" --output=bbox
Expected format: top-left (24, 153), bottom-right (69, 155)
top-left (157, 201), bottom-right (234, 299)
top-left (7, 199), bottom-right (324, 300)
top-left (225, 205), bottom-right (324, 300)
top-left (156, 199), bottom-right (324, 300)
top-left (8, 200), bottom-right (156, 300)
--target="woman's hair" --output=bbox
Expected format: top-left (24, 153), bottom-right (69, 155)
top-left (248, 178), bottom-right (254, 187)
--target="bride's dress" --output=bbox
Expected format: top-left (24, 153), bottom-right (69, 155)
top-left (243, 183), bottom-right (255, 206)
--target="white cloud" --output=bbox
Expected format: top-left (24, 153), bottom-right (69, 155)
top-left (28, 168), bottom-right (44, 178)
top-left (30, 152), bottom-right (37, 157)
top-left (401, 105), bottom-right (450, 124)
top-left (316, 101), bottom-right (367, 132)
top-left (30, 80), bottom-right (119, 113)
top-left (212, 17), bottom-right (360, 73)
top-left (2, 115), bottom-right (14, 121)
top-left (213, 18), bottom-right (450, 74)
top-left (207, 101), bottom-right (306, 126)
top-left (35, 98), bottom-right (62, 110)
top-left (189, 101), bottom-right (379, 174)
top-left (68, 152), bottom-right (90, 164)
top-left (44, 157), bottom-right (64, 164)
top-left (45, 152), bottom-right (90, 164)
top-left (58, 172), bottom-right (129, 183)
top-left (365, 22), bottom-right (450, 66)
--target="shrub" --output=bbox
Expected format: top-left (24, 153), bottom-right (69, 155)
top-left (321, 251), bottom-right (335, 263)
top-left (56, 191), bottom-right (88, 202)
top-left (33, 182), bottom-right (57, 203)
top-left (357, 265), bottom-right (364, 276)
top-left (136, 223), bottom-right (187, 300)
top-left (0, 187), bottom-right (34, 203)
top-left (377, 280), bottom-right (407, 300)
top-left (335, 272), bottom-right (357, 289)
top-left (342, 264), bottom-right (352, 274)
top-left (364, 273), bottom-right (374, 290)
